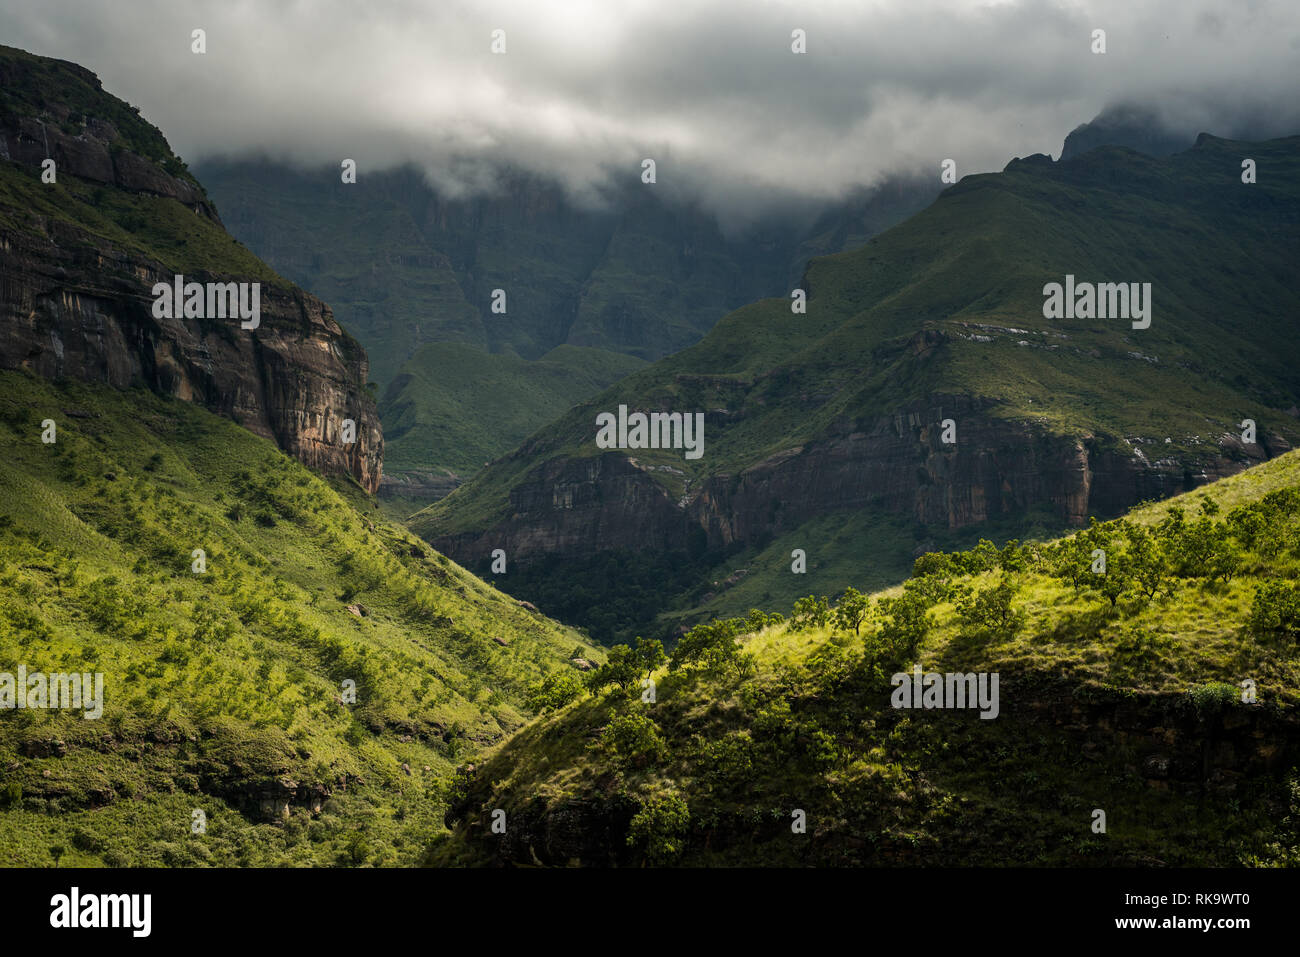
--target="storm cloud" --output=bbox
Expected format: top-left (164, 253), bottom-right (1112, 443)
top-left (2, 0), bottom-right (1297, 217)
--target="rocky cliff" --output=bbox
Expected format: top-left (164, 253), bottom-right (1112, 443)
top-left (431, 389), bottom-right (1288, 564)
top-left (0, 45), bottom-right (382, 492)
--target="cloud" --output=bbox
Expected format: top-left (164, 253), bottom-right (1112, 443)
top-left (1, 0), bottom-right (1297, 217)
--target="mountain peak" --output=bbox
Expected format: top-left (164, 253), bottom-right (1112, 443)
top-left (0, 44), bottom-right (218, 221)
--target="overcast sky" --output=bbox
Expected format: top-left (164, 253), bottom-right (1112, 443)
top-left (2, 0), bottom-right (1297, 219)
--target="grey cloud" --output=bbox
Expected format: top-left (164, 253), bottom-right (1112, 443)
top-left (0, 0), bottom-right (1296, 218)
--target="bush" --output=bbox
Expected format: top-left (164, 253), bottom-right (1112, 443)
top-left (526, 670), bottom-right (585, 713)
top-left (1188, 682), bottom-right (1239, 715)
top-left (604, 712), bottom-right (668, 767)
top-left (626, 792), bottom-right (690, 864)
top-left (1249, 580), bottom-right (1300, 637)
top-left (956, 576), bottom-right (1022, 635)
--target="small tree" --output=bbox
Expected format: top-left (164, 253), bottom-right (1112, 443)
top-left (626, 793), bottom-right (690, 865)
top-left (633, 636), bottom-right (667, 678)
top-left (833, 586), bottom-right (871, 635)
top-left (605, 712), bottom-right (668, 767)
top-left (1249, 580), bottom-right (1300, 637)
top-left (1127, 526), bottom-right (1171, 605)
top-left (956, 576), bottom-right (1022, 636)
top-left (877, 590), bottom-right (931, 663)
top-left (791, 595), bottom-right (830, 631)
top-left (526, 670), bottom-right (585, 713)
top-left (1049, 536), bottom-right (1092, 594)
top-left (586, 644), bottom-right (642, 695)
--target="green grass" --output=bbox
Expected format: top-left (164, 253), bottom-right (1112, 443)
top-left (0, 370), bottom-right (601, 867)
top-left (432, 450), bottom-right (1300, 867)
top-left (380, 343), bottom-right (646, 485)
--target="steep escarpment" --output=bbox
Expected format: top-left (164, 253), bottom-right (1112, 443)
top-left (0, 45), bottom-right (381, 492)
top-left (416, 133), bottom-right (1300, 637)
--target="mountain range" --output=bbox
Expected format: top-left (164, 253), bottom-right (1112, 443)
top-left (413, 131), bottom-right (1300, 642)
top-left (196, 158), bottom-right (938, 501)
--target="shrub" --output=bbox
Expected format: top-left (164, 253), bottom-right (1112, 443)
top-left (626, 792), bottom-right (690, 864)
top-left (956, 576), bottom-right (1022, 636)
top-left (1188, 682), bottom-right (1239, 715)
top-left (604, 712), bottom-right (668, 767)
top-left (1249, 580), bottom-right (1300, 637)
top-left (526, 670), bottom-right (585, 713)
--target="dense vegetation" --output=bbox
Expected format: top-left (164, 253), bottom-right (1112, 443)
top-left (434, 450), bottom-right (1300, 866)
top-left (0, 371), bottom-right (600, 866)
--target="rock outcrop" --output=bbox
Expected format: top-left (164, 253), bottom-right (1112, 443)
top-left (0, 45), bottom-right (382, 492)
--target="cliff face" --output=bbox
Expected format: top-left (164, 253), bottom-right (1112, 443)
top-left (431, 396), bottom-right (1287, 564)
top-left (0, 46), bottom-right (381, 492)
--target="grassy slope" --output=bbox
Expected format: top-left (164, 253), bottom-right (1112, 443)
top-left (414, 135), bottom-right (1300, 632)
top-left (0, 371), bottom-right (601, 867)
top-left (381, 343), bottom-right (647, 482)
top-left (433, 450), bottom-right (1300, 867)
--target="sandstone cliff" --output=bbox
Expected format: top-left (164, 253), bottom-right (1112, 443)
top-left (0, 45), bottom-right (382, 492)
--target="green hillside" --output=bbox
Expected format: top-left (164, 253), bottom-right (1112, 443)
top-left (381, 343), bottom-right (646, 485)
top-left (433, 450), bottom-right (1300, 866)
top-left (0, 370), bottom-right (601, 867)
top-left (415, 134), bottom-right (1300, 642)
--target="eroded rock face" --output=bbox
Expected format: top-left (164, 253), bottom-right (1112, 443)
top-left (432, 396), bottom-right (1286, 564)
top-left (0, 215), bottom-right (382, 492)
top-left (0, 55), bottom-right (382, 492)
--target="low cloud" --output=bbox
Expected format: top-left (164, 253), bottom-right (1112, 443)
top-left (2, 0), bottom-right (1297, 218)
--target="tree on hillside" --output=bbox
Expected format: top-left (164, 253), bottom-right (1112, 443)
top-left (877, 590), bottom-right (931, 663)
top-left (670, 619), bottom-right (751, 676)
top-left (634, 636), bottom-right (667, 678)
top-left (526, 670), bottom-right (585, 713)
top-left (832, 586), bottom-right (871, 635)
top-left (1048, 535), bottom-right (1092, 594)
top-left (956, 575), bottom-right (1023, 636)
top-left (586, 644), bottom-right (641, 694)
top-left (791, 595), bottom-right (830, 631)
top-left (1126, 525), bottom-right (1173, 604)
top-left (1249, 580), bottom-right (1300, 638)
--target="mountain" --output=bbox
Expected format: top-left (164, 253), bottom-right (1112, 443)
top-left (413, 132), bottom-right (1300, 644)
top-left (197, 159), bottom-right (938, 501)
top-left (1059, 104), bottom-right (1193, 162)
top-left (0, 46), bottom-right (382, 493)
top-left (0, 369), bottom-right (600, 866)
top-left (432, 451), bottom-right (1300, 866)
top-left (0, 46), bottom-right (599, 866)
top-left (378, 343), bottom-right (645, 511)
top-left (197, 160), bottom-right (939, 387)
